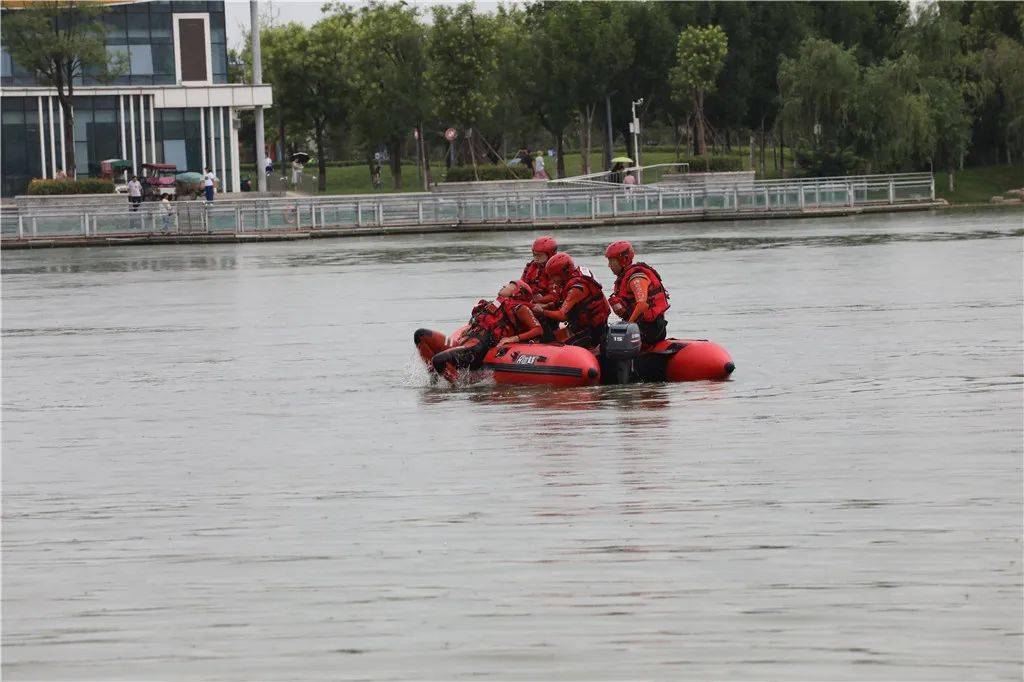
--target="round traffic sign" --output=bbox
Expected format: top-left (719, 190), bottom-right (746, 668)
top-left (444, 127), bottom-right (457, 142)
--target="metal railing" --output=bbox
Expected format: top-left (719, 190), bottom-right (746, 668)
top-left (0, 173), bottom-right (936, 242)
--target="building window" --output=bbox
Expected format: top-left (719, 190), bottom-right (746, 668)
top-left (129, 45), bottom-right (153, 75)
top-left (173, 13), bottom-right (211, 85)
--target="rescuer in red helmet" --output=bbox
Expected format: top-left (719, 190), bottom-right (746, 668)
top-left (521, 235), bottom-right (559, 303)
top-left (605, 240), bottom-right (670, 346)
top-left (417, 279), bottom-right (541, 384)
top-left (532, 252), bottom-right (610, 352)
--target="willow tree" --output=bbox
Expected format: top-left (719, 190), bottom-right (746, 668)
top-left (669, 25), bottom-right (728, 156)
top-left (2, 1), bottom-right (123, 177)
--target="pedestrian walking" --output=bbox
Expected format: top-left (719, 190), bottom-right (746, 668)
top-left (127, 176), bottom-right (143, 211)
top-left (160, 195), bottom-right (173, 232)
top-left (533, 152), bottom-right (549, 180)
top-left (203, 167), bottom-right (217, 202)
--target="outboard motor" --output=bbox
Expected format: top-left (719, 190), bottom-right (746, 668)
top-left (603, 321), bottom-right (642, 384)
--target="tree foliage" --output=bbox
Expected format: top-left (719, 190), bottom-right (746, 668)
top-left (670, 25), bottom-right (728, 155)
top-left (2, 0), bottom-right (123, 176)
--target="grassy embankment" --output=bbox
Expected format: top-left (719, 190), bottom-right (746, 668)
top-left (934, 165), bottom-right (1024, 204)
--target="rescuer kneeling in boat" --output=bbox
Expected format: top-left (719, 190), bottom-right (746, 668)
top-left (521, 235), bottom-right (561, 341)
top-left (605, 241), bottom-right (670, 346)
top-left (533, 252), bottom-right (611, 353)
top-left (422, 280), bottom-right (542, 383)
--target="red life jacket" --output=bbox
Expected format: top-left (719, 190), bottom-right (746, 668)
top-left (562, 268), bottom-right (610, 332)
top-left (613, 262), bottom-right (670, 322)
top-left (521, 261), bottom-right (551, 296)
top-left (466, 297), bottom-right (528, 343)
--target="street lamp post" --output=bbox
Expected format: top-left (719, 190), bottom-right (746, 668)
top-left (251, 1), bottom-right (267, 193)
top-left (631, 97), bottom-right (644, 182)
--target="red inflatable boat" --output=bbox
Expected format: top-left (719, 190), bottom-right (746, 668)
top-left (484, 336), bottom-right (735, 387)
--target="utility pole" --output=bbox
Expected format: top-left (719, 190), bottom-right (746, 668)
top-left (604, 94), bottom-right (614, 171)
top-left (631, 97), bottom-right (644, 182)
top-left (251, 0), bottom-right (267, 193)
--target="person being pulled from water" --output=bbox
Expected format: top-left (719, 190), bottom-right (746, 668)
top-left (533, 252), bottom-right (611, 353)
top-left (415, 280), bottom-right (541, 383)
top-left (606, 240), bottom-right (671, 346)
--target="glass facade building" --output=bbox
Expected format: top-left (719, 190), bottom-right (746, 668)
top-left (0, 0), bottom-right (271, 196)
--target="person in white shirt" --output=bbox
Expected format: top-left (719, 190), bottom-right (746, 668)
top-left (203, 167), bottom-right (217, 202)
top-left (127, 176), bottom-right (143, 211)
top-left (160, 195), bottom-right (173, 232)
top-left (533, 153), bottom-right (549, 180)
top-left (264, 155), bottom-right (274, 175)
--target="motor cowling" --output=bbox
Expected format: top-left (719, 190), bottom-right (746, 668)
top-left (604, 321), bottom-right (642, 360)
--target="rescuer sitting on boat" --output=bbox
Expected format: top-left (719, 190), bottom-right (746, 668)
top-left (533, 252), bottom-right (611, 353)
top-left (521, 235), bottom-right (561, 340)
top-left (416, 280), bottom-right (542, 383)
top-left (605, 241), bottom-right (670, 346)
top-left (521, 236), bottom-right (559, 304)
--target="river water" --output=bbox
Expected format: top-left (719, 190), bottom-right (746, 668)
top-left (2, 208), bottom-right (1022, 680)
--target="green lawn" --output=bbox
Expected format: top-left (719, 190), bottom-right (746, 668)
top-left (935, 165), bottom-right (1024, 204)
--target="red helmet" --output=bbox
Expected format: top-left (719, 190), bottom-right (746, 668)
top-left (605, 240), bottom-right (634, 265)
top-left (544, 252), bottom-right (575, 280)
top-left (532, 235), bottom-right (557, 255)
top-left (508, 279), bottom-right (533, 300)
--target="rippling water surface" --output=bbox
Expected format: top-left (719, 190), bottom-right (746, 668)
top-left (3, 208), bottom-right (1022, 680)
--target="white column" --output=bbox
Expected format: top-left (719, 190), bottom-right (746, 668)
top-left (58, 98), bottom-right (66, 176)
top-left (139, 94), bottom-right (147, 164)
top-left (118, 95), bottom-right (127, 158)
top-left (200, 108), bottom-right (206, 170)
top-left (128, 95), bottom-right (137, 175)
top-left (37, 97), bottom-right (47, 178)
top-left (228, 106), bottom-right (241, 196)
top-left (148, 95), bottom-right (156, 162)
top-left (218, 107), bottom-right (227, 193)
top-left (47, 96), bottom-right (56, 178)
top-left (208, 106), bottom-right (216, 178)
top-left (251, 0), bottom-right (267, 193)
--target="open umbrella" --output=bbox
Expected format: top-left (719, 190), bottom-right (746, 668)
top-left (611, 156), bottom-right (634, 164)
top-left (175, 171), bottom-right (203, 185)
top-left (291, 151), bottom-right (311, 164)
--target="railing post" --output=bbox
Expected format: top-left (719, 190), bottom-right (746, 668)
top-left (377, 202), bottom-right (383, 226)
top-left (657, 192), bottom-right (663, 215)
top-left (764, 186), bottom-right (770, 210)
top-left (612, 195), bottom-right (618, 217)
top-left (930, 175), bottom-right (935, 201)
top-left (81, 213), bottom-right (88, 235)
top-left (530, 197), bottom-right (537, 222)
top-left (92, 215), bottom-right (98, 235)
top-left (31, 217), bottom-right (37, 237)
top-left (17, 215), bottom-right (24, 239)
top-left (356, 201), bottom-right (363, 227)
top-left (888, 178), bottom-right (895, 204)
top-left (848, 181), bottom-right (854, 207)
top-left (591, 195), bottom-right (597, 219)
top-left (235, 206), bottom-right (241, 232)
top-left (799, 185), bottom-right (805, 210)
top-left (815, 181), bottom-right (820, 206)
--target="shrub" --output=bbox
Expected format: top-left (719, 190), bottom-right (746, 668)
top-left (444, 164), bottom-right (534, 182)
top-left (793, 147), bottom-right (865, 177)
top-left (675, 155), bottom-right (745, 172)
top-left (27, 178), bottom-right (116, 195)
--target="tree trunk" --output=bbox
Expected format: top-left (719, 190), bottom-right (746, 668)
top-left (59, 70), bottom-right (76, 177)
top-left (468, 128), bottom-right (479, 180)
top-left (725, 128), bottom-right (731, 153)
top-left (780, 122), bottom-right (786, 175)
top-left (314, 124), bottom-right (326, 192)
top-left (695, 91), bottom-right (706, 156)
top-left (948, 166), bottom-right (954, 192)
top-left (279, 118), bottom-right (287, 176)
top-left (759, 118), bottom-right (766, 176)
top-left (390, 137), bottom-right (403, 190)
top-left (556, 132), bottom-right (565, 179)
top-left (772, 135), bottom-right (778, 171)
top-left (749, 134), bottom-right (755, 170)
top-left (672, 119), bottom-right (681, 161)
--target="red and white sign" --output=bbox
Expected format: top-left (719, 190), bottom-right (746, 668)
top-left (444, 127), bottom-right (457, 142)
